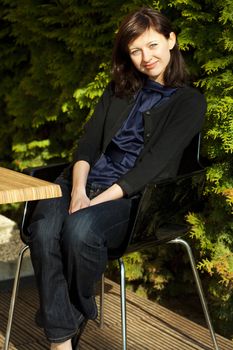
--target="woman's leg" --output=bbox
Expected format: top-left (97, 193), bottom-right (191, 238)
top-left (61, 197), bottom-right (138, 320)
top-left (26, 177), bottom-right (84, 343)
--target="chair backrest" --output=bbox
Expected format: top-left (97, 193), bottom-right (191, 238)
top-left (108, 133), bottom-right (205, 259)
top-left (21, 162), bottom-right (68, 243)
top-left (177, 133), bottom-right (202, 175)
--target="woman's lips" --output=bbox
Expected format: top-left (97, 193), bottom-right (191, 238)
top-left (144, 61), bottom-right (158, 69)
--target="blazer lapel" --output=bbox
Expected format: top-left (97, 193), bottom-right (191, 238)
top-left (102, 96), bottom-right (135, 151)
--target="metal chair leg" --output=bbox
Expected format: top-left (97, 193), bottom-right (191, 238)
top-left (119, 257), bottom-right (127, 350)
top-left (169, 238), bottom-right (219, 350)
top-left (4, 244), bottom-right (29, 350)
top-left (99, 273), bottom-right (105, 329)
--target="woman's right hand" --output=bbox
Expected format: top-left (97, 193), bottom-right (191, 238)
top-left (69, 160), bottom-right (91, 214)
top-left (69, 188), bottom-right (90, 214)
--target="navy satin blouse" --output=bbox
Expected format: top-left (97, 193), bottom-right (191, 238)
top-left (87, 80), bottom-right (177, 187)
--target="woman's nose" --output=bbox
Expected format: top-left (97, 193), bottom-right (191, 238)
top-left (142, 49), bottom-right (152, 62)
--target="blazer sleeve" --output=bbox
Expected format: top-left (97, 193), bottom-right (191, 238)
top-left (72, 84), bottom-right (113, 166)
top-left (116, 89), bottom-right (206, 197)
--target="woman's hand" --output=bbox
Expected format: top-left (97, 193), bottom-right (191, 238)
top-left (69, 160), bottom-right (91, 214)
top-left (69, 188), bottom-right (90, 214)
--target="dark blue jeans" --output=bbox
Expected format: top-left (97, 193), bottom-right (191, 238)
top-left (25, 175), bottom-right (139, 342)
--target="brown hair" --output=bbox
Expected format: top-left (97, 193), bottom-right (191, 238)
top-left (112, 7), bottom-right (188, 97)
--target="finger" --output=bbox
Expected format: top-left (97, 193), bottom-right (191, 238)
top-left (69, 202), bottom-right (80, 214)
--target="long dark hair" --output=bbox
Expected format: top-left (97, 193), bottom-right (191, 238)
top-left (112, 7), bottom-right (188, 97)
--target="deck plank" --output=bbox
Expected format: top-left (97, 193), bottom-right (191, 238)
top-left (0, 278), bottom-right (232, 350)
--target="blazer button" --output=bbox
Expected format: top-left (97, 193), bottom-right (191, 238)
top-left (145, 110), bottom-right (151, 116)
top-left (146, 133), bottom-right (150, 138)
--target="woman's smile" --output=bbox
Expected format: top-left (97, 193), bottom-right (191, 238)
top-left (143, 60), bottom-right (158, 70)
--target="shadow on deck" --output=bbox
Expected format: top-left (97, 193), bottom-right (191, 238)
top-left (0, 277), bottom-right (232, 350)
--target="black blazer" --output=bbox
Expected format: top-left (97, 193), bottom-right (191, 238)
top-left (72, 83), bottom-right (206, 197)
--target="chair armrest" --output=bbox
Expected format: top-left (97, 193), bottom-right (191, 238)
top-left (147, 167), bottom-right (206, 187)
top-left (128, 169), bottom-right (206, 250)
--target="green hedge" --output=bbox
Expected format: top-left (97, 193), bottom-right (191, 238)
top-left (0, 0), bottom-right (232, 339)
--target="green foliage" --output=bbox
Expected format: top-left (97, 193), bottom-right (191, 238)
top-left (73, 63), bottom-right (110, 117)
top-left (0, 0), bottom-right (233, 339)
top-left (0, 0), bottom-right (124, 168)
top-left (168, 0), bottom-right (233, 338)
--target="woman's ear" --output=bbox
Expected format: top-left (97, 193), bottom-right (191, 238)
top-left (168, 32), bottom-right (176, 50)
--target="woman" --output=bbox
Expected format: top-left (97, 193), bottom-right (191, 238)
top-left (26, 7), bottom-right (206, 350)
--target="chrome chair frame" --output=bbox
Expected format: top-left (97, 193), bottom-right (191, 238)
top-left (4, 243), bottom-right (29, 350)
top-left (99, 238), bottom-right (219, 350)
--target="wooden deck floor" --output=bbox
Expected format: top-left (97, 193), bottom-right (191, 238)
top-left (0, 277), bottom-right (232, 350)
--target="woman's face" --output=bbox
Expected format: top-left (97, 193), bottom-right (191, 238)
top-left (128, 27), bottom-right (176, 84)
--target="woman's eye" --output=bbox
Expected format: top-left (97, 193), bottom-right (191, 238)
top-left (130, 50), bottom-right (141, 56)
top-left (150, 43), bottom-right (158, 49)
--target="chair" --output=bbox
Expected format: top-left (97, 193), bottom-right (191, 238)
top-left (4, 134), bottom-right (219, 350)
top-left (98, 133), bottom-right (220, 350)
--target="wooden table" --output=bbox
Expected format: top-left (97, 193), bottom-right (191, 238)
top-left (0, 167), bottom-right (62, 204)
top-left (0, 167), bottom-right (62, 350)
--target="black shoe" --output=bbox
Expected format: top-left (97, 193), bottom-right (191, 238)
top-left (71, 318), bottom-right (88, 350)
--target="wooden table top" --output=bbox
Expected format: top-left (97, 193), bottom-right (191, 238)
top-left (0, 167), bottom-right (62, 204)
